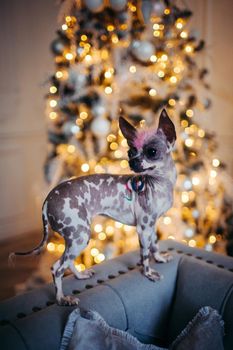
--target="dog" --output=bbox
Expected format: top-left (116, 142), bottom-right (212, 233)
top-left (11, 109), bottom-right (176, 306)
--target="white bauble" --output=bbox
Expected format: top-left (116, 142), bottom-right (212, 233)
top-left (92, 104), bottom-right (106, 117)
top-left (84, 0), bottom-right (104, 13)
top-left (109, 0), bottom-right (127, 11)
top-left (152, 1), bottom-right (166, 16)
top-left (131, 40), bottom-right (154, 62)
top-left (91, 117), bottom-right (111, 136)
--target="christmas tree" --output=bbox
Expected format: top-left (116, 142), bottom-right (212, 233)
top-left (44, 0), bottom-right (233, 271)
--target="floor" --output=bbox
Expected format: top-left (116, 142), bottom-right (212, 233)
top-left (0, 231), bottom-right (43, 301)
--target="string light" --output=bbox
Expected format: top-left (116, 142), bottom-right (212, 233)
top-left (49, 100), bottom-right (57, 108)
top-left (94, 224), bottom-right (103, 233)
top-left (170, 76), bottom-right (177, 84)
top-left (62, 24), bottom-right (68, 31)
top-left (168, 99), bottom-right (176, 106)
top-left (212, 159), bottom-right (220, 167)
top-left (186, 109), bottom-right (194, 117)
top-left (50, 86), bottom-right (57, 94)
top-left (129, 65), bottom-right (136, 73)
top-left (81, 163), bottom-right (89, 172)
top-left (149, 88), bottom-right (157, 96)
top-left (105, 86), bottom-right (113, 94)
top-left (150, 55), bottom-right (157, 62)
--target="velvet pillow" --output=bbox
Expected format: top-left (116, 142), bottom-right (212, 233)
top-left (60, 306), bottom-right (224, 350)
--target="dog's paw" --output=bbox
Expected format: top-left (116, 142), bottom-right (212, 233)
top-left (76, 268), bottom-right (95, 280)
top-left (144, 268), bottom-right (163, 282)
top-left (58, 295), bottom-right (80, 306)
top-left (153, 252), bottom-right (173, 263)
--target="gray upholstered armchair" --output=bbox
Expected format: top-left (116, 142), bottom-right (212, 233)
top-left (0, 239), bottom-right (233, 350)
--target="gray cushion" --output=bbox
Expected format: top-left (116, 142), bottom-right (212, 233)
top-left (59, 306), bottom-right (224, 350)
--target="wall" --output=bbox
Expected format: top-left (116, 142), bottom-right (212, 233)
top-left (0, 0), bottom-right (232, 241)
top-left (190, 0), bottom-right (233, 174)
top-left (0, 0), bottom-right (57, 240)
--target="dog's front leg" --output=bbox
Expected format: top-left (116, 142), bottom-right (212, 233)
top-left (137, 224), bottom-right (162, 282)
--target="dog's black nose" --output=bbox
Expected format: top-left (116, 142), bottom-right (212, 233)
top-left (129, 158), bottom-right (144, 173)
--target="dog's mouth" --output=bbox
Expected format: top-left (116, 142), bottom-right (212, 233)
top-left (130, 165), bottom-right (156, 173)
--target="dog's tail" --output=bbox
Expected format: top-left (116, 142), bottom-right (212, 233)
top-left (9, 201), bottom-right (50, 266)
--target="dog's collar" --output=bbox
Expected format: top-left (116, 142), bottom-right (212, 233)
top-left (125, 176), bottom-right (145, 201)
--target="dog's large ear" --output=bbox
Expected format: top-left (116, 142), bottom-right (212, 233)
top-left (119, 116), bottom-right (137, 146)
top-left (158, 109), bottom-right (176, 152)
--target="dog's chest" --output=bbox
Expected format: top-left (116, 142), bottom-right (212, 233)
top-left (135, 177), bottom-right (173, 217)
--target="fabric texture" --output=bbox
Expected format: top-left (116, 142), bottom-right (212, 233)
top-left (59, 306), bottom-right (224, 350)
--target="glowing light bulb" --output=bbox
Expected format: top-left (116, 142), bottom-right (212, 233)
top-left (198, 129), bottom-right (205, 138)
top-left (104, 71), bottom-right (112, 78)
top-left (62, 24), bottom-right (68, 31)
top-left (75, 264), bottom-right (86, 272)
top-left (94, 253), bottom-right (105, 263)
top-left (85, 54), bottom-right (92, 62)
top-left (180, 31), bottom-right (188, 38)
top-left (181, 191), bottom-right (189, 203)
top-left (163, 216), bottom-right (171, 225)
top-left (170, 76), bottom-right (177, 84)
top-left (153, 30), bottom-right (160, 37)
top-left (50, 100), bottom-right (57, 108)
top-left (57, 244), bottom-right (65, 253)
top-left (65, 52), bottom-right (73, 60)
top-left (188, 239), bottom-right (196, 247)
top-left (47, 242), bottom-right (55, 252)
top-left (185, 45), bottom-right (193, 53)
top-left (168, 99), bottom-right (176, 106)
top-left (210, 170), bottom-right (217, 178)
top-left (81, 163), bottom-right (89, 172)
top-left (149, 88), bottom-right (157, 96)
top-left (55, 71), bottom-right (63, 79)
top-left (81, 34), bottom-right (87, 41)
top-left (98, 232), bottom-right (107, 240)
top-left (120, 160), bottom-right (128, 168)
top-left (94, 224), bottom-right (103, 233)
top-left (209, 235), bottom-right (217, 244)
top-left (174, 66), bottom-right (181, 74)
top-left (164, 8), bottom-right (170, 15)
top-left (212, 159), bottom-right (220, 167)
top-left (50, 86), bottom-right (57, 94)
top-left (185, 138), bottom-right (194, 147)
top-left (49, 112), bottom-right (57, 120)
top-left (91, 248), bottom-right (99, 257)
top-left (153, 24), bottom-right (160, 30)
top-left (106, 225), bottom-right (114, 235)
top-left (105, 86), bottom-right (112, 94)
top-left (67, 145), bottom-right (76, 153)
top-left (186, 109), bottom-right (194, 117)
top-left (158, 70), bottom-right (165, 78)
top-left (150, 55), bottom-right (157, 62)
top-left (129, 65), bottom-right (136, 73)
top-left (110, 142), bottom-right (118, 150)
top-left (161, 54), bottom-right (168, 61)
top-left (192, 176), bottom-right (200, 186)
top-left (80, 111), bottom-right (88, 119)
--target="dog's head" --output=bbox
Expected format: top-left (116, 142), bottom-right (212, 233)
top-left (119, 109), bottom-right (176, 174)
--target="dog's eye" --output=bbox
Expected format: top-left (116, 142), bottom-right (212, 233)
top-left (145, 148), bottom-right (157, 159)
top-left (128, 147), bottom-right (138, 158)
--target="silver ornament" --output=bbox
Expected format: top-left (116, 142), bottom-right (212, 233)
top-left (131, 40), bottom-right (154, 62)
top-left (91, 117), bottom-right (111, 136)
top-left (84, 0), bottom-right (104, 13)
top-left (109, 0), bottom-right (127, 11)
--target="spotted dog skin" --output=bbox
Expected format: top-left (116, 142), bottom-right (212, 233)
top-left (12, 109), bottom-right (176, 306)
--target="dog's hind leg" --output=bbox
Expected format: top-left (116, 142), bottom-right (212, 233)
top-left (51, 246), bottom-right (77, 306)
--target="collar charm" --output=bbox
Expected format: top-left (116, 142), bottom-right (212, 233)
top-left (125, 176), bottom-right (145, 201)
